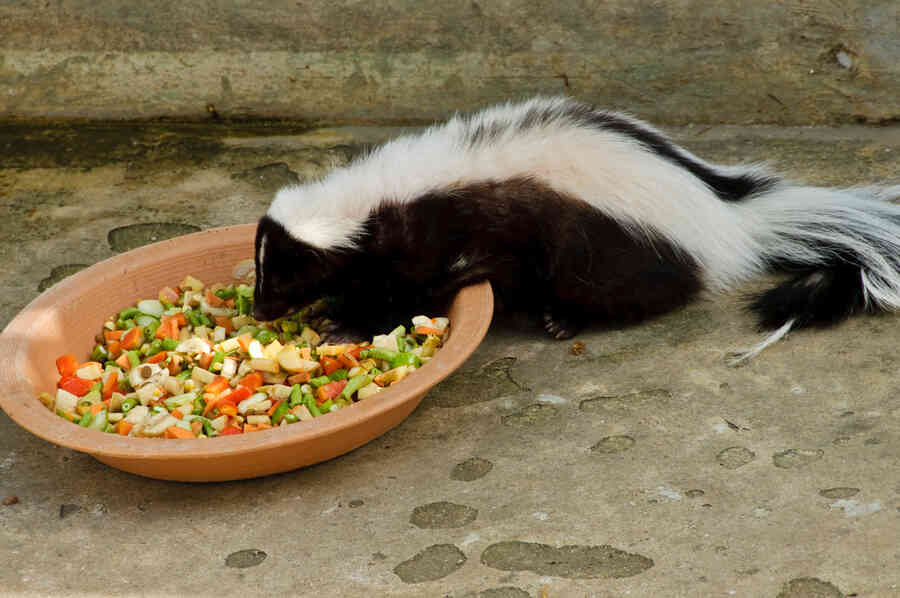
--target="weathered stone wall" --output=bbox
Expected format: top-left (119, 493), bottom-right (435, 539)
top-left (1, 0), bottom-right (898, 124)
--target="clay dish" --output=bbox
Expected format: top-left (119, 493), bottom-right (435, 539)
top-left (0, 224), bottom-right (493, 481)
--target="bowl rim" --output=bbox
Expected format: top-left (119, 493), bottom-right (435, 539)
top-left (0, 223), bottom-right (493, 461)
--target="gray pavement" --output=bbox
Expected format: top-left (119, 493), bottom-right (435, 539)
top-left (1, 122), bottom-right (899, 597)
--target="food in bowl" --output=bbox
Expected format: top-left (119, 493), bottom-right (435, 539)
top-left (38, 275), bottom-right (449, 439)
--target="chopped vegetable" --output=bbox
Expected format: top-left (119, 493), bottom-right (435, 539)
top-left (40, 275), bottom-right (449, 438)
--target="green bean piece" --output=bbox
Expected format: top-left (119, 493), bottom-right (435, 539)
top-left (283, 413), bottom-right (299, 424)
top-left (309, 375), bottom-right (331, 388)
top-left (304, 394), bottom-right (321, 417)
top-left (192, 397), bottom-right (206, 416)
top-left (127, 350), bottom-right (141, 368)
top-left (271, 401), bottom-right (291, 425)
top-left (118, 307), bottom-right (141, 321)
top-left (390, 352), bottom-right (421, 369)
top-left (147, 338), bottom-right (163, 356)
top-left (280, 320), bottom-right (298, 333)
top-left (78, 412), bottom-right (92, 427)
top-left (161, 338), bottom-right (179, 351)
top-left (254, 329), bottom-right (278, 345)
top-left (90, 344), bottom-right (108, 362)
top-left (341, 374), bottom-right (373, 401)
top-left (235, 294), bottom-right (252, 316)
top-left (360, 347), bottom-right (400, 362)
top-left (176, 369), bottom-right (192, 380)
top-left (215, 287), bottom-right (237, 300)
top-left (120, 397), bottom-right (138, 413)
top-left (318, 399), bottom-right (334, 412)
top-left (211, 351), bottom-right (225, 367)
top-left (288, 384), bottom-right (303, 407)
top-left (143, 319), bottom-right (161, 339)
top-left (329, 368), bottom-right (348, 381)
top-left (88, 409), bottom-right (107, 431)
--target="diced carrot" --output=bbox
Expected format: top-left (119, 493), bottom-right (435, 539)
top-left (287, 371), bottom-right (311, 385)
top-left (107, 340), bottom-right (122, 358)
top-left (164, 426), bottom-right (195, 439)
top-left (171, 409), bottom-right (184, 419)
top-left (190, 419), bottom-right (203, 436)
top-left (167, 354), bottom-right (183, 375)
top-left (205, 290), bottom-right (224, 307)
top-left (320, 356), bottom-right (341, 376)
top-left (338, 352), bottom-right (359, 369)
top-left (115, 353), bottom-right (132, 371)
top-left (219, 426), bottom-right (242, 436)
top-left (104, 330), bottom-right (124, 342)
top-left (346, 345), bottom-right (365, 360)
top-left (155, 316), bottom-right (174, 339)
top-left (197, 352), bottom-right (214, 370)
top-left (236, 335), bottom-right (253, 352)
top-left (202, 385), bottom-right (250, 416)
top-left (56, 354), bottom-right (79, 377)
top-left (116, 420), bottom-right (133, 436)
top-left (224, 298), bottom-right (235, 308)
top-left (243, 423), bottom-right (272, 433)
top-left (102, 370), bottom-right (118, 399)
top-left (266, 399), bottom-right (283, 417)
top-left (58, 375), bottom-right (93, 397)
top-left (414, 325), bottom-right (445, 336)
top-left (146, 351), bottom-right (167, 364)
top-left (214, 316), bottom-right (234, 333)
top-left (218, 404), bottom-right (237, 417)
top-left (204, 376), bottom-right (230, 394)
top-left (89, 402), bottom-right (105, 415)
top-left (237, 372), bottom-right (263, 392)
top-left (171, 312), bottom-right (187, 326)
top-left (121, 327), bottom-right (144, 350)
top-left (222, 386), bottom-right (252, 405)
top-left (316, 379), bottom-right (348, 404)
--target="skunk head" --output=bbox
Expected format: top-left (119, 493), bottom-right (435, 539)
top-left (253, 214), bottom-right (353, 321)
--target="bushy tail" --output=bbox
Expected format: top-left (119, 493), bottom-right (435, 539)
top-left (728, 184), bottom-right (900, 363)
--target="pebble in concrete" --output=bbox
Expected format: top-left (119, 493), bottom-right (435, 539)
top-left (393, 544), bottom-right (467, 583)
top-left (773, 449), bottom-right (824, 469)
top-left (501, 404), bottom-right (558, 427)
top-left (107, 222), bottom-right (200, 253)
top-left (451, 457), bottom-right (493, 481)
top-left (38, 264), bottom-right (88, 291)
top-left (776, 576), bottom-right (844, 598)
top-left (225, 549), bottom-right (267, 569)
top-left (819, 487), bottom-right (860, 499)
top-left (410, 501), bottom-right (478, 529)
top-left (716, 446), bottom-right (756, 469)
top-left (590, 435), bottom-right (636, 453)
top-left (480, 541), bottom-right (653, 579)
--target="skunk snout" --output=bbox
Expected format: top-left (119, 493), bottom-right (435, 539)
top-left (252, 296), bottom-right (290, 322)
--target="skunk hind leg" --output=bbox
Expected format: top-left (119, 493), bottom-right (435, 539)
top-left (542, 308), bottom-right (586, 340)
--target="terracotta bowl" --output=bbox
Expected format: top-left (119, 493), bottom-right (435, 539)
top-left (0, 224), bottom-right (493, 482)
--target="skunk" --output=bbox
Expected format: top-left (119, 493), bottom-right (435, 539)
top-left (253, 96), bottom-right (900, 362)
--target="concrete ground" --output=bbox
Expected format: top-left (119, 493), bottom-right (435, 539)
top-left (1, 121), bottom-right (900, 598)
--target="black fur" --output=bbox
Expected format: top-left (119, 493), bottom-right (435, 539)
top-left (255, 178), bottom-right (703, 337)
top-left (749, 265), bottom-right (870, 330)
